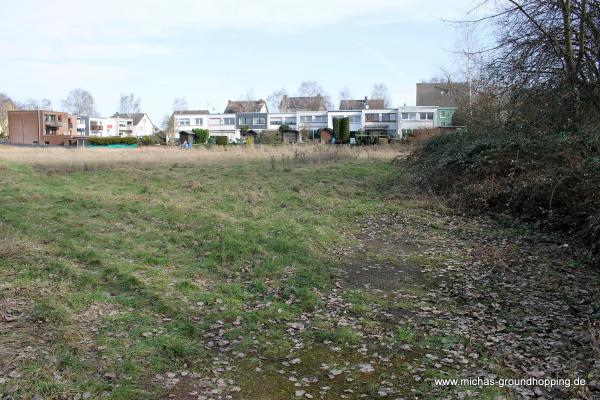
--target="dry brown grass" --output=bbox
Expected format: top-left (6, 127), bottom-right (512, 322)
top-left (0, 144), bottom-right (407, 170)
top-left (403, 128), bottom-right (443, 145)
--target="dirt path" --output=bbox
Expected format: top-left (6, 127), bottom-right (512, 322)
top-left (333, 204), bottom-right (600, 399)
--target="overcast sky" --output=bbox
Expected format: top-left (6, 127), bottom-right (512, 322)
top-left (1, 0), bottom-right (474, 124)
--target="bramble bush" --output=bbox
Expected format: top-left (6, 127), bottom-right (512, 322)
top-left (409, 127), bottom-right (600, 265)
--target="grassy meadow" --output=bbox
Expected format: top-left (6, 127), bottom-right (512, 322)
top-left (4, 144), bottom-right (587, 400)
top-left (0, 145), bottom-right (413, 399)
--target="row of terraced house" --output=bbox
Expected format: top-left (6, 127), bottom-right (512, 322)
top-left (5, 83), bottom-right (464, 145)
top-left (173, 92), bottom-right (460, 144)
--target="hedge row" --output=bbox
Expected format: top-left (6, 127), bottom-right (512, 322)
top-left (88, 136), bottom-right (138, 145)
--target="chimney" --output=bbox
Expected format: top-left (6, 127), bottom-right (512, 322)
top-left (364, 96), bottom-right (369, 109)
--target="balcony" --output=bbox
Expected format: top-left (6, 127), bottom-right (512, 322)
top-left (45, 120), bottom-right (63, 128)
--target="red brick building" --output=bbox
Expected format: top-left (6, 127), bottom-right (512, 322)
top-left (8, 110), bottom-right (78, 145)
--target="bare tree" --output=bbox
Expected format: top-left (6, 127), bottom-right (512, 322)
top-left (40, 99), bottom-right (52, 110)
top-left (267, 87), bottom-right (288, 112)
top-left (0, 94), bottom-right (16, 137)
top-left (298, 81), bottom-right (324, 97)
top-left (161, 114), bottom-right (175, 143)
top-left (297, 81), bottom-right (332, 109)
top-left (118, 93), bottom-right (141, 115)
top-left (370, 84), bottom-right (392, 108)
top-left (239, 88), bottom-right (256, 101)
top-left (18, 98), bottom-right (40, 110)
top-left (62, 89), bottom-right (96, 116)
top-left (458, 0), bottom-right (600, 126)
top-left (339, 87), bottom-right (353, 101)
top-left (173, 97), bottom-right (188, 112)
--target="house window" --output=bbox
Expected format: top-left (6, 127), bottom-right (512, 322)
top-left (252, 117), bottom-right (266, 125)
top-left (239, 117), bottom-right (252, 125)
top-left (381, 113), bottom-right (397, 122)
top-left (270, 117), bottom-right (282, 125)
top-left (284, 117), bottom-right (296, 124)
top-left (440, 111), bottom-right (446, 117)
top-left (419, 112), bottom-right (434, 120)
top-left (209, 118), bottom-right (221, 126)
top-left (224, 118), bottom-right (235, 125)
top-left (195, 118), bottom-right (203, 125)
top-left (179, 118), bottom-right (190, 126)
top-left (401, 113), bottom-right (417, 120)
top-left (300, 116), bottom-right (311, 122)
top-left (365, 113), bottom-right (379, 122)
top-left (313, 115), bottom-right (327, 122)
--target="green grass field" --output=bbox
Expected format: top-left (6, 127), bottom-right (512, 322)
top-left (0, 148), bottom-right (415, 399)
top-left (5, 146), bottom-right (590, 400)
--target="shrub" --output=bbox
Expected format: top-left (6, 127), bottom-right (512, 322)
top-left (88, 136), bottom-right (137, 146)
top-left (339, 117), bottom-right (350, 144)
top-left (404, 128), bottom-right (442, 145)
top-left (259, 130), bottom-right (282, 145)
top-left (332, 118), bottom-right (340, 141)
top-left (409, 127), bottom-right (600, 265)
top-left (215, 136), bottom-right (228, 146)
top-left (192, 128), bottom-right (209, 144)
top-left (138, 136), bottom-right (154, 146)
top-left (278, 124), bottom-right (290, 134)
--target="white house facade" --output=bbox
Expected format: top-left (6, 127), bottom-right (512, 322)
top-left (172, 106), bottom-right (443, 142)
top-left (397, 107), bottom-right (437, 135)
top-left (173, 111), bottom-right (239, 143)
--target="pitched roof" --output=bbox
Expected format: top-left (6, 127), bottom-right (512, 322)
top-left (173, 110), bottom-right (209, 115)
top-left (224, 99), bottom-right (267, 113)
top-left (111, 112), bottom-right (146, 125)
top-left (339, 98), bottom-right (386, 110)
top-left (279, 95), bottom-right (326, 112)
top-left (416, 82), bottom-right (469, 107)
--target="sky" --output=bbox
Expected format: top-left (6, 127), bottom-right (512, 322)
top-left (0, 0), bottom-right (475, 125)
